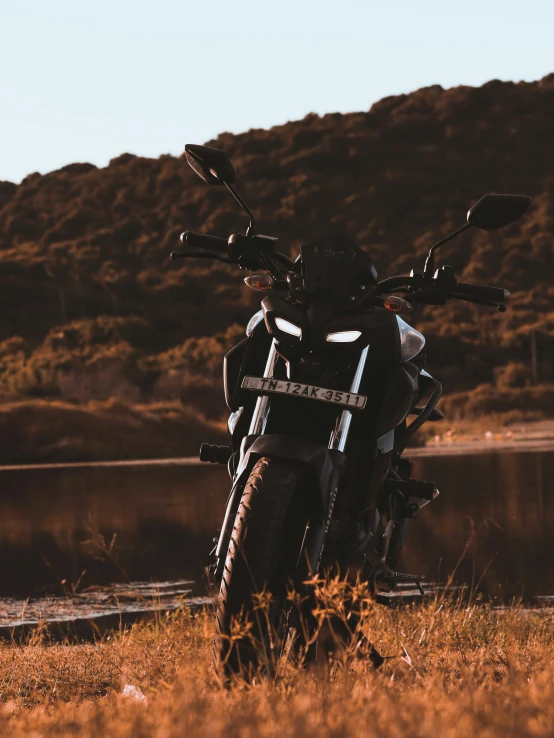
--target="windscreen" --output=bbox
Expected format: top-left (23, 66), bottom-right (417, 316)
top-left (301, 233), bottom-right (378, 298)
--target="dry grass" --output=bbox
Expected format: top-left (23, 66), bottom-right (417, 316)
top-left (1, 591), bottom-right (554, 737)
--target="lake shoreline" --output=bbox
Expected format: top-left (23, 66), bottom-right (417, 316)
top-left (412, 419), bottom-right (554, 457)
top-left (0, 419), bottom-right (552, 470)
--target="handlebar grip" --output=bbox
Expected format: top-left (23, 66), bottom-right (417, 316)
top-left (180, 231), bottom-right (229, 252)
top-left (455, 282), bottom-right (510, 303)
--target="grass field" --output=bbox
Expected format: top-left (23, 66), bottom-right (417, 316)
top-left (1, 588), bottom-right (553, 737)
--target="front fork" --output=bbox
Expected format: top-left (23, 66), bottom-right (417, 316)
top-left (247, 339), bottom-right (279, 436)
top-left (309, 345), bottom-right (370, 572)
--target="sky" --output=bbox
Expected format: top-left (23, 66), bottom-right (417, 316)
top-left (1, 0), bottom-right (554, 183)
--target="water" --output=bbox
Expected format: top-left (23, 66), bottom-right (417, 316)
top-left (0, 451), bottom-right (552, 627)
top-left (401, 451), bottom-right (554, 600)
top-left (0, 464), bottom-right (228, 599)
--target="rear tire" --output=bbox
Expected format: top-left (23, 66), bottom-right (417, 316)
top-left (215, 456), bottom-right (311, 679)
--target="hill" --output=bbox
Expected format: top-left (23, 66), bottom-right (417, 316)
top-left (0, 76), bottom-right (553, 460)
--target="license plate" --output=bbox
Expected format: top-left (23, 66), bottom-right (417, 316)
top-left (241, 376), bottom-right (367, 409)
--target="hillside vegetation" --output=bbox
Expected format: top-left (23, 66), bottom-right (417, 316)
top-left (1, 76), bottom-right (553, 459)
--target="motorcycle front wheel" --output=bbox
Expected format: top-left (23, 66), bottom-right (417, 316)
top-left (214, 456), bottom-right (313, 679)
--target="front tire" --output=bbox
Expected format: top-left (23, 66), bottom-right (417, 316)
top-left (215, 456), bottom-right (312, 679)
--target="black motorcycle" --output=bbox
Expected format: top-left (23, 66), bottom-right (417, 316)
top-left (173, 144), bottom-right (530, 676)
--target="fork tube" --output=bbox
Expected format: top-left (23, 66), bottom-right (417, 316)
top-left (248, 339), bottom-right (279, 436)
top-left (329, 345), bottom-right (369, 452)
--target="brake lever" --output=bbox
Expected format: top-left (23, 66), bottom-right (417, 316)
top-left (170, 251), bottom-right (237, 264)
top-left (450, 293), bottom-right (507, 312)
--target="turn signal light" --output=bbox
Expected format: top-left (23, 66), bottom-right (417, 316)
top-left (244, 275), bottom-right (274, 291)
top-left (384, 296), bottom-right (412, 314)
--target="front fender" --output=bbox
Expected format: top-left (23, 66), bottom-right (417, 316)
top-left (238, 434), bottom-right (347, 506)
top-left (214, 434), bottom-right (348, 567)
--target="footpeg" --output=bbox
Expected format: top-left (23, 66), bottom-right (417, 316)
top-left (375, 576), bottom-right (427, 605)
top-left (384, 477), bottom-right (439, 518)
top-left (389, 478), bottom-right (439, 501)
top-left (380, 569), bottom-right (426, 595)
top-left (391, 572), bottom-right (426, 596)
top-left (389, 571), bottom-right (426, 582)
top-left (199, 444), bottom-right (231, 464)
top-left (378, 566), bottom-right (426, 583)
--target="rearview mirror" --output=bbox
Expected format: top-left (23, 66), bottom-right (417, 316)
top-left (184, 144), bottom-right (235, 186)
top-left (467, 194), bottom-right (531, 230)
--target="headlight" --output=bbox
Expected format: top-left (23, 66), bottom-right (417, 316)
top-left (275, 317), bottom-right (302, 338)
top-left (326, 330), bottom-right (362, 343)
top-left (246, 309), bottom-right (264, 337)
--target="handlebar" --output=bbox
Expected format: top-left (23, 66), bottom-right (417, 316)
top-left (374, 274), bottom-right (509, 309)
top-left (180, 231), bottom-right (229, 252)
top-left (173, 232), bottom-right (509, 311)
top-left (175, 229), bottom-right (290, 279)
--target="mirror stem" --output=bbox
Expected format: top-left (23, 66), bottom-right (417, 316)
top-left (424, 222), bottom-right (473, 278)
top-left (224, 182), bottom-right (256, 236)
